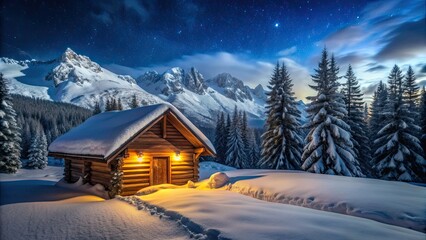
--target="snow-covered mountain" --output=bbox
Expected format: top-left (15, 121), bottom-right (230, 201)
top-left (137, 67), bottom-right (266, 127)
top-left (0, 48), bottom-right (307, 128)
top-left (0, 49), bottom-right (162, 110)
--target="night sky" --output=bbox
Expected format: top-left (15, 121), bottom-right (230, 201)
top-left (1, 0), bottom-right (425, 100)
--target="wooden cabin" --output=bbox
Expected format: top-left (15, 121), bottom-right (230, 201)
top-left (48, 103), bottom-right (216, 197)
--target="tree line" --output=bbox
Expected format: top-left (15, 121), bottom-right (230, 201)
top-left (214, 107), bottom-right (262, 169)
top-left (93, 94), bottom-right (149, 114)
top-left (213, 48), bottom-right (426, 182)
top-left (0, 73), bottom-right (92, 173)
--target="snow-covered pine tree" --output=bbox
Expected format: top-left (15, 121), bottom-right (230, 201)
top-left (403, 66), bottom-right (420, 135)
top-left (369, 81), bottom-right (388, 140)
top-left (260, 62), bottom-right (280, 168)
top-left (373, 65), bottom-right (425, 181)
top-left (224, 113), bottom-right (231, 160)
top-left (240, 111), bottom-right (252, 168)
top-left (301, 49), bottom-right (362, 176)
top-left (93, 101), bottom-right (101, 114)
top-left (363, 103), bottom-right (369, 124)
top-left (27, 130), bottom-right (48, 169)
top-left (260, 63), bottom-right (303, 169)
top-left (130, 94), bottom-right (139, 109)
top-left (341, 65), bottom-right (372, 176)
top-left (246, 129), bottom-right (260, 168)
top-left (214, 112), bottom-right (227, 164)
top-left (226, 106), bottom-right (246, 168)
top-left (0, 74), bottom-right (22, 173)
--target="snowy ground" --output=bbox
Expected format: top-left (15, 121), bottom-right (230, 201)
top-left (1, 163), bottom-right (425, 240)
top-left (0, 166), bottom-right (190, 240)
top-left (222, 169), bottom-right (426, 232)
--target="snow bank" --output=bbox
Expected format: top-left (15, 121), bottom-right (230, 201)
top-left (56, 177), bottom-right (109, 199)
top-left (49, 103), bottom-right (215, 157)
top-left (199, 161), bottom-right (235, 180)
top-left (223, 169), bottom-right (426, 232)
top-left (126, 188), bottom-right (423, 240)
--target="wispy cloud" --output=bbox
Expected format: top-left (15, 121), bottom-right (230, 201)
top-left (318, 0), bottom-right (425, 98)
top-left (277, 46), bottom-right (297, 56)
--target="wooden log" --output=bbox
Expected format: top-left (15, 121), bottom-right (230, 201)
top-left (171, 166), bottom-right (194, 171)
top-left (91, 177), bottom-right (110, 185)
top-left (91, 161), bottom-right (108, 166)
top-left (122, 163), bottom-right (151, 169)
top-left (90, 166), bottom-right (111, 173)
top-left (122, 177), bottom-right (150, 183)
top-left (122, 169), bottom-right (153, 174)
top-left (122, 183), bottom-right (150, 192)
top-left (122, 173), bottom-right (151, 180)
top-left (172, 173), bottom-right (194, 180)
top-left (172, 170), bottom-right (194, 175)
top-left (91, 171), bottom-right (112, 179)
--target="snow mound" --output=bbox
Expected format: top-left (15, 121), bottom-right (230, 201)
top-left (56, 177), bottom-right (109, 199)
top-left (198, 172), bottom-right (229, 189)
top-left (199, 161), bottom-right (236, 180)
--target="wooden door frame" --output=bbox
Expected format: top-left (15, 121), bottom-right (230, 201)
top-left (150, 156), bottom-right (171, 185)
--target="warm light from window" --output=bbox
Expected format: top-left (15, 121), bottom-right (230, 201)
top-left (137, 151), bottom-right (144, 162)
top-left (174, 151), bottom-right (181, 161)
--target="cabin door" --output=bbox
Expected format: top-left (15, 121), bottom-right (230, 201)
top-left (152, 157), bottom-right (169, 185)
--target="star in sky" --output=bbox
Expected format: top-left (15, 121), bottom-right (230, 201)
top-left (274, 23), bottom-right (279, 28)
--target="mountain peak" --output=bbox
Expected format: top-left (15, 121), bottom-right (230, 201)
top-left (207, 72), bottom-right (253, 102)
top-left (183, 67), bottom-right (207, 95)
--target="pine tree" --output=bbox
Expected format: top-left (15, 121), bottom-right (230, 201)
top-left (93, 101), bottom-right (101, 115)
top-left (0, 74), bottom-right (22, 173)
top-left (373, 65), bottom-right (425, 181)
top-left (403, 66), bottom-right (420, 111)
top-left (27, 131), bottom-right (48, 169)
top-left (112, 98), bottom-right (117, 110)
top-left (117, 98), bottom-right (123, 110)
top-left (301, 49), bottom-right (362, 176)
top-left (246, 129), bottom-right (260, 168)
top-left (105, 98), bottom-right (112, 111)
top-left (369, 82), bottom-right (388, 141)
top-left (224, 113), bottom-right (231, 162)
top-left (130, 94), bottom-right (139, 109)
top-left (214, 112), bottom-right (227, 164)
top-left (363, 103), bottom-right (369, 123)
top-left (341, 65), bottom-right (371, 176)
top-left (226, 106), bottom-right (246, 168)
top-left (260, 63), bottom-right (303, 169)
top-left (420, 87), bottom-right (426, 156)
top-left (240, 111), bottom-right (251, 168)
top-left (403, 66), bottom-right (420, 135)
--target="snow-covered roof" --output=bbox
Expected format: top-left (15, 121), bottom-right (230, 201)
top-left (49, 103), bottom-right (216, 159)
